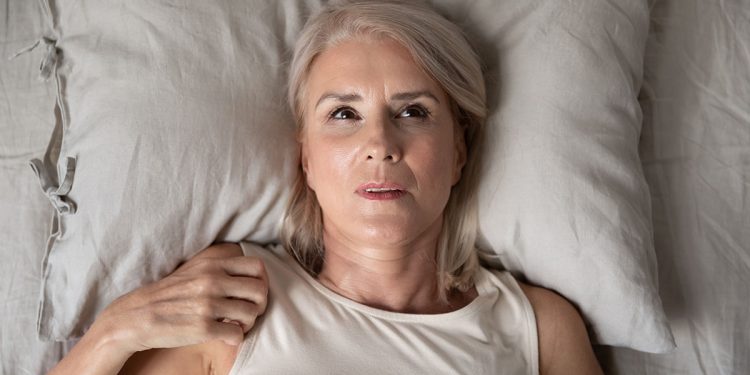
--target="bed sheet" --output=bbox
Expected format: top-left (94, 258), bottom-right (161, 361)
top-left (598, 0), bottom-right (750, 373)
top-left (1, 0), bottom-right (748, 374)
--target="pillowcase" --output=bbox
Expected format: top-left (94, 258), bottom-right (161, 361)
top-left (0, 1), bottom-right (73, 372)
top-left (35, 0), bottom-right (673, 352)
top-left (432, 0), bottom-right (675, 352)
top-left (34, 0), bottom-right (302, 340)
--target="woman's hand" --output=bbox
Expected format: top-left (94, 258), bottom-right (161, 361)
top-left (95, 242), bottom-right (268, 354)
top-left (49, 242), bottom-right (268, 375)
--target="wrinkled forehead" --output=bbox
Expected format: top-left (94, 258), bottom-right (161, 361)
top-left (304, 38), bottom-right (457, 117)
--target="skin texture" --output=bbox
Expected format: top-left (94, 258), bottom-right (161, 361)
top-left (49, 37), bottom-right (602, 375)
top-left (521, 284), bottom-right (604, 375)
top-left (300, 37), bottom-right (474, 313)
top-left (47, 243), bottom-right (265, 375)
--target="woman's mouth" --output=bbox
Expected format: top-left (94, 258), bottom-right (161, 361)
top-left (356, 183), bottom-right (407, 200)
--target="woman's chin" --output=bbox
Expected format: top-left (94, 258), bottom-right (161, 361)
top-left (361, 228), bottom-right (405, 243)
top-left (354, 221), bottom-right (422, 247)
top-left (324, 211), bottom-right (441, 251)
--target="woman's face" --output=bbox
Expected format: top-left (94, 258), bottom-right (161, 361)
top-left (301, 37), bottom-right (466, 250)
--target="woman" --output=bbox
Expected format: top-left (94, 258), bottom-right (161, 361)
top-left (51, 1), bottom-right (602, 374)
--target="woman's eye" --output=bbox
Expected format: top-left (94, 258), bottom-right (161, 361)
top-left (330, 107), bottom-right (360, 120)
top-left (398, 105), bottom-right (429, 119)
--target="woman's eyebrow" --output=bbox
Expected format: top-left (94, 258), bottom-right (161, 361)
top-left (314, 90), bottom-right (440, 109)
top-left (390, 91), bottom-right (440, 103)
top-left (315, 93), bottom-right (362, 109)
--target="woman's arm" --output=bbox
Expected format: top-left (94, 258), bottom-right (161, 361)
top-left (48, 243), bottom-right (267, 375)
top-left (519, 283), bottom-right (603, 375)
top-left (46, 322), bottom-right (139, 375)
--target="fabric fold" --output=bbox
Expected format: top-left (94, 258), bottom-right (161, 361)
top-left (29, 156), bottom-right (77, 215)
top-left (8, 36), bottom-right (59, 81)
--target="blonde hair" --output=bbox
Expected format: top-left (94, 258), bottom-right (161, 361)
top-left (281, 0), bottom-right (488, 302)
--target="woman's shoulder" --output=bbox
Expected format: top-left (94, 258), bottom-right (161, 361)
top-left (513, 280), bottom-right (603, 375)
top-left (478, 268), bottom-right (587, 333)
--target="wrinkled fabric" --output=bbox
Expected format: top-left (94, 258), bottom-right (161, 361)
top-left (0, 1), bottom-right (77, 374)
top-left (6, 0), bottom-right (731, 373)
top-left (230, 243), bottom-right (538, 375)
top-left (33, 0), bottom-right (671, 351)
top-left (599, 0), bottom-right (750, 373)
top-left (436, 0), bottom-right (675, 352)
top-left (34, 0), bottom-right (301, 342)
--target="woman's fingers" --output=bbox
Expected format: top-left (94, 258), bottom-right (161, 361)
top-left (200, 319), bottom-right (245, 347)
top-left (193, 297), bottom-right (263, 334)
top-left (135, 297), bottom-right (259, 349)
top-left (217, 276), bottom-right (269, 313)
top-left (177, 255), bottom-right (265, 281)
top-left (219, 256), bottom-right (267, 280)
top-left (180, 273), bottom-right (267, 311)
top-left (98, 248), bottom-right (270, 352)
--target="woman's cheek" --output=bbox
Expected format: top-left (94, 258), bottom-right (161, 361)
top-left (418, 139), bottom-right (453, 181)
top-left (314, 140), bottom-right (356, 197)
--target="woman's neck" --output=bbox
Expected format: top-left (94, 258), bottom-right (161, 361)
top-left (317, 218), bottom-right (475, 314)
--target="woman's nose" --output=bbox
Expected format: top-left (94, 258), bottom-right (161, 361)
top-left (364, 118), bottom-right (401, 162)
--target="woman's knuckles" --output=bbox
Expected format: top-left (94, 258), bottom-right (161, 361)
top-left (181, 257), bottom-right (220, 274)
top-left (189, 297), bottom-right (218, 318)
top-left (224, 256), bottom-right (266, 278)
top-left (255, 279), bottom-right (269, 312)
top-left (185, 275), bottom-right (221, 296)
top-left (251, 257), bottom-right (267, 277)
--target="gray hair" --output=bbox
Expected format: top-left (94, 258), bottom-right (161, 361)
top-left (281, 0), bottom-right (487, 302)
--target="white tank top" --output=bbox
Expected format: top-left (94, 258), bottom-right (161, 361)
top-left (230, 242), bottom-right (539, 375)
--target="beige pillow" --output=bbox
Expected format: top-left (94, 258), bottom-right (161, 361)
top-left (34, 0), bottom-right (300, 340)
top-left (431, 0), bottom-right (675, 352)
top-left (34, 0), bottom-right (672, 352)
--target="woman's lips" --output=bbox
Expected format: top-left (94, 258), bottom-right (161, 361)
top-left (355, 182), bottom-right (407, 201)
top-left (356, 189), bottom-right (407, 200)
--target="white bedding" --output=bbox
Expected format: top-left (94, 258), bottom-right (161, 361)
top-left (1, 0), bottom-right (747, 374)
top-left (598, 0), bottom-right (750, 373)
top-left (0, 2), bottom-right (74, 374)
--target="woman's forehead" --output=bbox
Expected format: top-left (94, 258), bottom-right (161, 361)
top-left (304, 38), bottom-right (447, 105)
